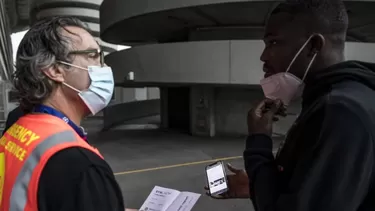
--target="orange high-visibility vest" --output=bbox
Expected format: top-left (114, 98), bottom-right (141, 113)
top-left (0, 113), bottom-right (103, 211)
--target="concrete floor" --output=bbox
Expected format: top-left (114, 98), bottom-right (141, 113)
top-left (83, 118), bottom-right (251, 210)
top-left (83, 117), bottom-right (283, 211)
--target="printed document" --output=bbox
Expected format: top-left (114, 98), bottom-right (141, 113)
top-left (139, 186), bottom-right (201, 211)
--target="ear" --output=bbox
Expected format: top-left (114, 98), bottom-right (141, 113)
top-left (42, 64), bottom-right (65, 83)
top-left (309, 34), bottom-right (325, 55)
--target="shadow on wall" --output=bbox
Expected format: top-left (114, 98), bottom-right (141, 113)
top-left (102, 99), bottom-right (160, 131)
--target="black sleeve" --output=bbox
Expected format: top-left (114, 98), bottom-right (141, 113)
top-left (37, 147), bottom-right (125, 211)
top-left (244, 133), bottom-right (278, 211)
top-left (3, 106), bottom-right (23, 135)
top-left (244, 102), bottom-right (375, 211)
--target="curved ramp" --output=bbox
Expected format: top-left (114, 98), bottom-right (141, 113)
top-left (100, 0), bottom-right (375, 44)
top-left (31, 0), bottom-right (117, 55)
top-left (102, 99), bottom-right (160, 131)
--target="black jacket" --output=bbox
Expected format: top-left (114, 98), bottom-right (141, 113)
top-left (244, 61), bottom-right (375, 211)
top-left (3, 106), bottom-right (24, 135)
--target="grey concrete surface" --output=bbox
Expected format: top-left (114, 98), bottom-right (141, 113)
top-left (83, 117), bottom-right (283, 211)
top-left (84, 118), bottom-right (247, 210)
top-left (102, 99), bottom-right (160, 131)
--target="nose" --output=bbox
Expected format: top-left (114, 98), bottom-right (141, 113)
top-left (260, 47), bottom-right (268, 63)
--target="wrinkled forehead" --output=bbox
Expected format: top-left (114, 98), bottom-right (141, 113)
top-left (264, 12), bottom-right (307, 39)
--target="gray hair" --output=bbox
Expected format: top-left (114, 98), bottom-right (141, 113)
top-left (13, 16), bottom-right (90, 112)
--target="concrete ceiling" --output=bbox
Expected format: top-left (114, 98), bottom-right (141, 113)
top-left (100, 1), bottom-right (375, 45)
top-left (5, 0), bottom-right (375, 44)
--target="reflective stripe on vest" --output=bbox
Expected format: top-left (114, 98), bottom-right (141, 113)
top-left (9, 130), bottom-right (76, 211)
top-left (0, 114), bottom-right (104, 211)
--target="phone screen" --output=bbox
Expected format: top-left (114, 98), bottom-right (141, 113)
top-left (206, 162), bottom-right (228, 195)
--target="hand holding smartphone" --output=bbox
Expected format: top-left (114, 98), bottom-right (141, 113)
top-left (205, 161), bottom-right (229, 196)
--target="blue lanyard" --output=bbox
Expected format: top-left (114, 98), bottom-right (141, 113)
top-left (33, 105), bottom-right (87, 140)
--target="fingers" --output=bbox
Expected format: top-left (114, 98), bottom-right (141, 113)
top-left (255, 99), bottom-right (285, 116)
top-left (269, 99), bottom-right (282, 113)
top-left (263, 99), bottom-right (282, 119)
top-left (206, 192), bottom-right (225, 199)
top-left (204, 185), bottom-right (230, 199)
top-left (276, 105), bottom-right (287, 117)
top-left (227, 163), bottom-right (241, 173)
top-left (255, 100), bottom-right (267, 112)
top-left (205, 191), bottom-right (229, 200)
top-left (263, 97), bottom-right (275, 104)
top-left (252, 100), bottom-right (267, 117)
top-left (204, 186), bottom-right (222, 198)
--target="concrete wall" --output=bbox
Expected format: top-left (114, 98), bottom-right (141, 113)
top-left (111, 87), bottom-right (136, 105)
top-left (213, 87), bottom-right (300, 137)
top-left (169, 85), bottom-right (300, 137)
top-left (190, 87), bottom-right (215, 136)
top-left (345, 42), bottom-right (375, 61)
top-left (106, 41), bottom-right (375, 85)
top-left (147, 88), bottom-right (160, 99)
top-left (214, 87), bottom-right (260, 136)
top-left (105, 40), bottom-right (374, 135)
top-left (97, 86), bottom-right (160, 123)
top-left (100, 0), bottom-right (263, 35)
top-left (102, 0), bottom-right (262, 19)
top-left (110, 87), bottom-right (160, 105)
top-left (102, 99), bottom-right (160, 130)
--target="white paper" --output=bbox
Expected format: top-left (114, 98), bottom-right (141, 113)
top-left (139, 186), bottom-right (201, 211)
top-left (165, 192), bottom-right (201, 211)
top-left (139, 186), bottom-right (181, 211)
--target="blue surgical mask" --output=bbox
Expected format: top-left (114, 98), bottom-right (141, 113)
top-left (57, 61), bottom-right (114, 115)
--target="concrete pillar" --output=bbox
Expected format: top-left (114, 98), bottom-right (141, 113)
top-left (121, 88), bottom-right (136, 103)
top-left (160, 87), bottom-right (168, 129)
top-left (147, 87), bottom-right (160, 100)
top-left (190, 86), bottom-right (215, 137)
top-left (135, 88), bottom-right (147, 101)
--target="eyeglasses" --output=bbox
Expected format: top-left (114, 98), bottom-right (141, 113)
top-left (68, 48), bottom-right (104, 67)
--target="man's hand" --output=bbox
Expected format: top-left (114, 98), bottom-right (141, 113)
top-left (205, 163), bottom-right (250, 199)
top-left (247, 99), bottom-right (285, 136)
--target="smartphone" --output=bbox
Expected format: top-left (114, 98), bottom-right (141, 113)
top-left (205, 161), bottom-right (229, 196)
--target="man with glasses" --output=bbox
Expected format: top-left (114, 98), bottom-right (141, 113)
top-left (0, 16), bottom-right (137, 211)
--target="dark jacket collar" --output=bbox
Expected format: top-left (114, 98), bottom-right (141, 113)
top-left (302, 60), bottom-right (375, 108)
